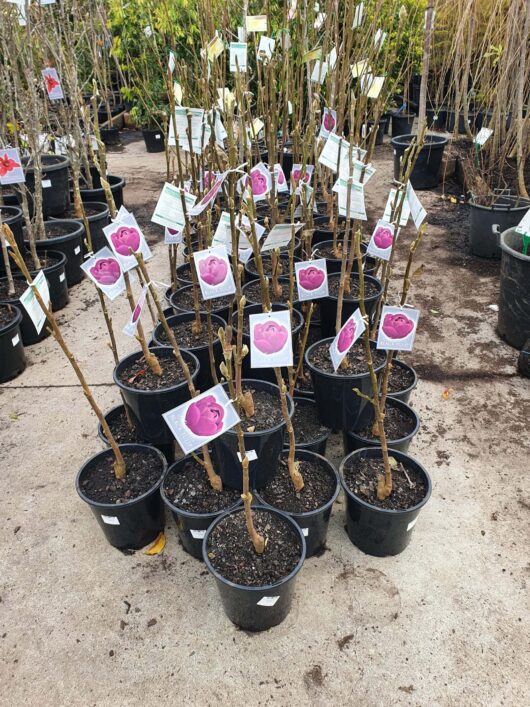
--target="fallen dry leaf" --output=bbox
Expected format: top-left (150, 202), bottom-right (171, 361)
top-left (442, 387), bottom-right (452, 400)
top-left (144, 532), bottom-right (166, 555)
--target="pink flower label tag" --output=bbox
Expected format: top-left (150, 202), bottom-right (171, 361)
top-left (103, 214), bottom-right (152, 272)
top-left (295, 258), bottom-right (328, 301)
top-left (319, 108), bottom-right (337, 139)
top-left (162, 384), bottom-right (240, 454)
top-left (42, 68), bottom-right (64, 100)
top-left (329, 308), bottom-right (366, 371)
top-left (273, 163), bottom-right (289, 193)
top-left (122, 285), bottom-right (148, 337)
top-left (0, 148), bottom-right (25, 186)
top-left (249, 309), bottom-right (293, 368)
top-left (81, 246), bottom-right (125, 300)
top-left (193, 244), bottom-right (236, 300)
top-left (366, 219), bottom-right (396, 262)
top-left (290, 164), bottom-right (314, 195)
top-left (376, 305), bottom-right (420, 352)
top-left (245, 162), bottom-right (272, 202)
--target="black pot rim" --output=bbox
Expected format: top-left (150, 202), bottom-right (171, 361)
top-left (339, 447), bottom-right (432, 515)
top-left (10, 249), bottom-right (67, 281)
top-left (50, 201), bottom-right (110, 222)
top-left (79, 174), bottom-right (125, 193)
top-left (23, 154), bottom-right (70, 173)
top-left (391, 133), bottom-right (448, 149)
top-left (169, 284), bottom-right (233, 315)
top-left (152, 311), bottom-right (226, 350)
top-left (75, 443), bottom-right (167, 510)
top-left (500, 227), bottom-right (530, 263)
top-left (325, 271), bottom-right (382, 302)
top-left (245, 253), bottom-right (300, 276)
top-left (389, 358), bottom-right (418, 396)
top-left (312, 239), bottom-right (368, 260)
top-left (40, 219), bottom-right (85, 240)
top-left (256, 449), bottom-right (340, 519)
top-left (220, 378), bottom-right (294, 437)
top-left (344, 396), bottom-right (420, 446)
top-left (0, 302), bottom-right (23, 334)
top-left (160, 457), bottom-right (242, 521)
top-left (113, 346), bottom-right (199, 395)
top-left (0, 205), bottom-right (23, 222)
top-left (470, 197), bottom-right (530, 214)
top-left (305, 337), bottom-right (386, 380)
top-left (291, 396), bottom-right (331, 445)
top-left (202, 504), bottom-right (306, 592)
top-left (233, 302), bottom-right (304, 337)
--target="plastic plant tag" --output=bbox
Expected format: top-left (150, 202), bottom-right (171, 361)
top-left (168, 51), bottom-right (176, 73)
top-left (366, 220), bottom-right (396, 261)
top-left (164, 227), bottom-right (183, 245)
top-left (329, 308), bottom-right (366, 371)
top-left (162, 384), bottom-right (240, 455)
top-left (295, 258), bottom-right (328, 301)
top-left (19, 270), bottom-right (50, 334)
top-left (337, 179), bottom-right (367, 220)
top-left (81, 246), bottom-right (125, 300)
top-left (474, 127), bottom-right (493, 146)
top-left (246, 162), bottom-right (272, 201)
top-left (249, 309), bottom-right (293, 369)
top-left (273, 163), bottom-right (289, 193)
top-left (258, 35), bottom-right (275, 60)
top-left (406, 182), bottom-right (427, 229)
top-left (261, 223), bottom-right (303, 252)
top-left (151, 182), bottom-right (197, 230)
top-left (361, 74), bottom-right (385, 99)
top-left (318, 133), bottom-right (347, 172)
top-left (42, 68), bottom-right (64, 100)
top-left (246, 15), bottom-right (267, 32)
top-left (377, 305), bottom-right (420, 352)
top-left (207, 35), bottom-right (224, 61)
top-left (290, 164), bottom-right (314, 195)
top-left (338, 157), bottom-right (375, 183)
top-left (189, 172), bottom-right (227, 216)
top-left (193, 244), bottom-right (236, 300)
top-left (383, 188), bottom-right (410, 227)
top-left (327, 46), bottom-right (337, 70)
top-left (230, 42), bottom-right (248, 72)
top-left (303, 47), bottom-right (322, 63)
top-left (236, 217), bottom-right (266, 250)
top-left (101, 515), bottom-right (120, 525)
top-left (352, 2), bottom-right (364, 29)
top-left (104, 219), bottom-right (152, 273)
top-left (190, 529), bottom-right (206, 540)
top-left (173, 82), bottom-right (183, 105)
top-left (310, 60), bottom-right (328, 84)
top-left (351, 60), bottom-right (370, 79)
top-left (374, 29), bottom-right (387, 50)
top-left (515, 209), bottom-right (530, 236)
top-left (314, 12), bottom-right (326, 30)
top-left (237, 450), bottom-right (258, 462)
top-left (0, 148), bottom-right (25, 185)
top-left (251, 118), bottom-right (265, 137)
top-left (257, 596), bottom-right (280, 607)
top-left (122, 285), bottom-right (148, 337)
top-left (319, 108), bottom-right (337, 139)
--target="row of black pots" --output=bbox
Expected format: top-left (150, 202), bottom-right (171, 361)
top-left (469, 197), bottom-right (530, 260)
top-left (0, 304), bottom-right (27, 383)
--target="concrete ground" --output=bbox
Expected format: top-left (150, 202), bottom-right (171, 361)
top-left (1, 134), bottom-right (529, 707)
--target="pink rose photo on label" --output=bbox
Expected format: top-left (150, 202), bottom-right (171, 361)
top-left (276, 166), bottom-right (285, 184)
top-left (382, 312), bottom-right (415, 339)
top-left (323, 110), bottom-right (336, 132)
top-left (299, 265), bottom-right (325, 291)
top-left (185, 396), bottom-right (225, 436)
top-left (248, 169), bottom-right (268, 196)
top-left (337, 318), bottom-right (356, 353)
top-left (89, 258), bottom-right (121, 285)
top-left (110, 226), bottom-right (141, 256)
top-left (198, 255), bottom-right (228, 286)
top-left (373, 224), bottom-right (394, 250)
top-left (253, 320), bottom-right (289, 354)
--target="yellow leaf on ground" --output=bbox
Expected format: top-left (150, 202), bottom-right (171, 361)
top-left (144, 532), bottom-right (166, 555)
top-left (442, 388), bottom-right (452, 400)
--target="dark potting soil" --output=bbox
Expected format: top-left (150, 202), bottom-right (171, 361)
top-left (247, 256), bottom-right (290, 277)
top-left (105, 407), bottom-right (147, 444)
top-left (357, 404), bottom-right (416, 441)
top-left (172, 286), bottom-right (233, 313)
top-left (118, 352), bottom-right (191, 390)
top-left (44, 224), bottom-right (77, 238)
top-left (313, 241), bottom-right (353, 261)
top-left (241, 311), bottom-right (298, 335)
top-left (207, 509), bottom-right (301, 586)
top-left (292, 400), bottom-right (329, 443)
top-left (327, 275), bottom-right (379, 300)
top-left (176, 262), bottom-right (193, 282)
top-left (155, 318), bottom-right (217, 348)
top-left (259, 454), bottom-right (336, 513)
top-left (163, 458), bottom-right (240, 513)
top-left (60, 204), bottom-right (103, 218)
top-left (240, 387), bottom-right (284, 431)
top-left (308, 339), bottom-right (386, 376)
top-left (0, 303), bottom-right (17, 328)
top-left (387, 363), bottom-right (415, 394)
top-left (244, 279), bottom-right (290, 304)
top-left (342, 455), bottom-right (427, 511)
top-left (293, 366), bottom-right (314, 393)
top-left (80, 448), bottom-right (164, 504)
top-left (0, 279), bottom-right (27, 300)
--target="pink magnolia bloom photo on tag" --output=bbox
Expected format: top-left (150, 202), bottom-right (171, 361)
top-left (337, 318), bottom-right (356, 353)
top-left (299, 265), bottom-right (325, 291)
top-left (0, 153), bottom-right (21, 177)
top-left (323, 111), bottom-right (336, 132)
top-left (198, 255), bottom-right (228, 286)
top-left (89, 258), bottom-right (121, 285)
top-left (185, 396), bottom-right (225, 436)
top-left (253, 320), bottom-right (289, 354)
top-left (373, 225), bottom-right (394, 250)
top-left (248, 169), bottom-right (268, 195)
top-left (111, 226), bottom-right (141, 256)
top-left (382, 312), bottom-right (415, 339)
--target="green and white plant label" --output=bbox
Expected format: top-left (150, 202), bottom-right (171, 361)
top-left (383, 188), bottom-right (410, 227)
top-left (229, 42), bottom-right (248, 72)
top-left (261, 222), bottom-right (303, 252)
top-left (20, 270), bottom-right (50, 334)
top-left (151, 182), bottom-right (197, 231)
top-left (406, 182), bottom-right (427, 230)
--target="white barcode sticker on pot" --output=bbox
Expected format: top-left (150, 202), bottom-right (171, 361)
top-left (257, 595), bottom-right (280, 607)
top-left (237, 450), bottom-right (258, 462)
top-left (190, 529), bottom-right (206, 539)
top-left (42, 179), bottom-right (52, 188)
top-left (74, 246), bottom-right (81, 255)
top-left (302, 528), bottom-right (309, 537)
top-left (101, 514), bottom-right (120, 525)
top-left (59, 273), bottom-right (66, 282)
top-left (407, 517), bottom-right (418, 532)
top-left (11, 334), bottom-right (20, 347)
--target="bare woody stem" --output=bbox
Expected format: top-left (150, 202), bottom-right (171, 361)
top-left (274, 368), bottom-right (304, 492)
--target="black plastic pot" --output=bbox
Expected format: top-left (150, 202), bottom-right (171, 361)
top-left (446, 109), bottom-right (476, 134)
top-left (31, 220), bottom-right (85, 286)
top-left (255, 450), bottom-right (340, 557)
top-left (113, 347), bottom-right (200, 445)
top-left (142, 128), bottom-right (165, 153)
top-left (312, 239), bottom-right (367, 274)
top-left (340, 447), bottom-right (432, 556)
top-left (285, 396), bottom-right (331, 455)
top-left (151, 312), bottom-right (225, 391)
top-left (79, 175), bottom-right (125, 209)
top-left (391, 134), bottom-right (448, 190)
top-left (21, 155), bottom-right (70, 217)
top-left (51, 202), bottom-right (110, 253)
top-left (469, 197), bottom-right (530, 260)
top-left (0, 206), bottom-right (25, 268)
top-left (391, 112), bottom-right (415, 137)
top-left (161, 457), bottom-right (242, 560)
top-left (175, 263), bottom-right (193, 287)
top-left (100, 126), bottom-right (121, 146)
top-left (169, 284), bottom-right (233, 324)
top-left (386, 359), bottom-right (417, 404)
top-left (0, 304), bottom-right (26, 383)
top-left (211, 379), bottom-right (293, 490)
top-left (426, 107), bottom-right (447, 130)
top-left (498, 228), bottom-right (530, 349)
top-left (342, 396), bottom-right (420, 455)
top-left (244, 253), bottom-right (301, 283)
top-left (319, 272), bottom-right (383, 338)
top-left (76, 444), bottom-right (167, 550)
top-left (305, 338), bottom-right (386, 431)
top-left (365, 118), bottom-right (388, 146)
top-left (202, 505), bottom-right (305, 631)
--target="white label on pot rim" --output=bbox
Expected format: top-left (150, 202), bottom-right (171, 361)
top-left (257, 595), bottom-right (280, 607)
top-left (237, 450), bottom-right (258, 462)
top-left (190, 529), bottom-right (206, 539)
top-left (42, 179), bottom-right (52, 188)
top-left (74, 246), bottom-right (81, 255)
top-left (59, 273), bottom-right (66, 282)
top-left (11, 334), bottom-right (20, 347)
top-left (155, 134), bottom-right (161, 140)
top-left (407, 517), bottom-right (418, 532)
top-left (302, 528), bottom-right (309, 537)
top-left (101, 514), bottom-right (120, 525)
